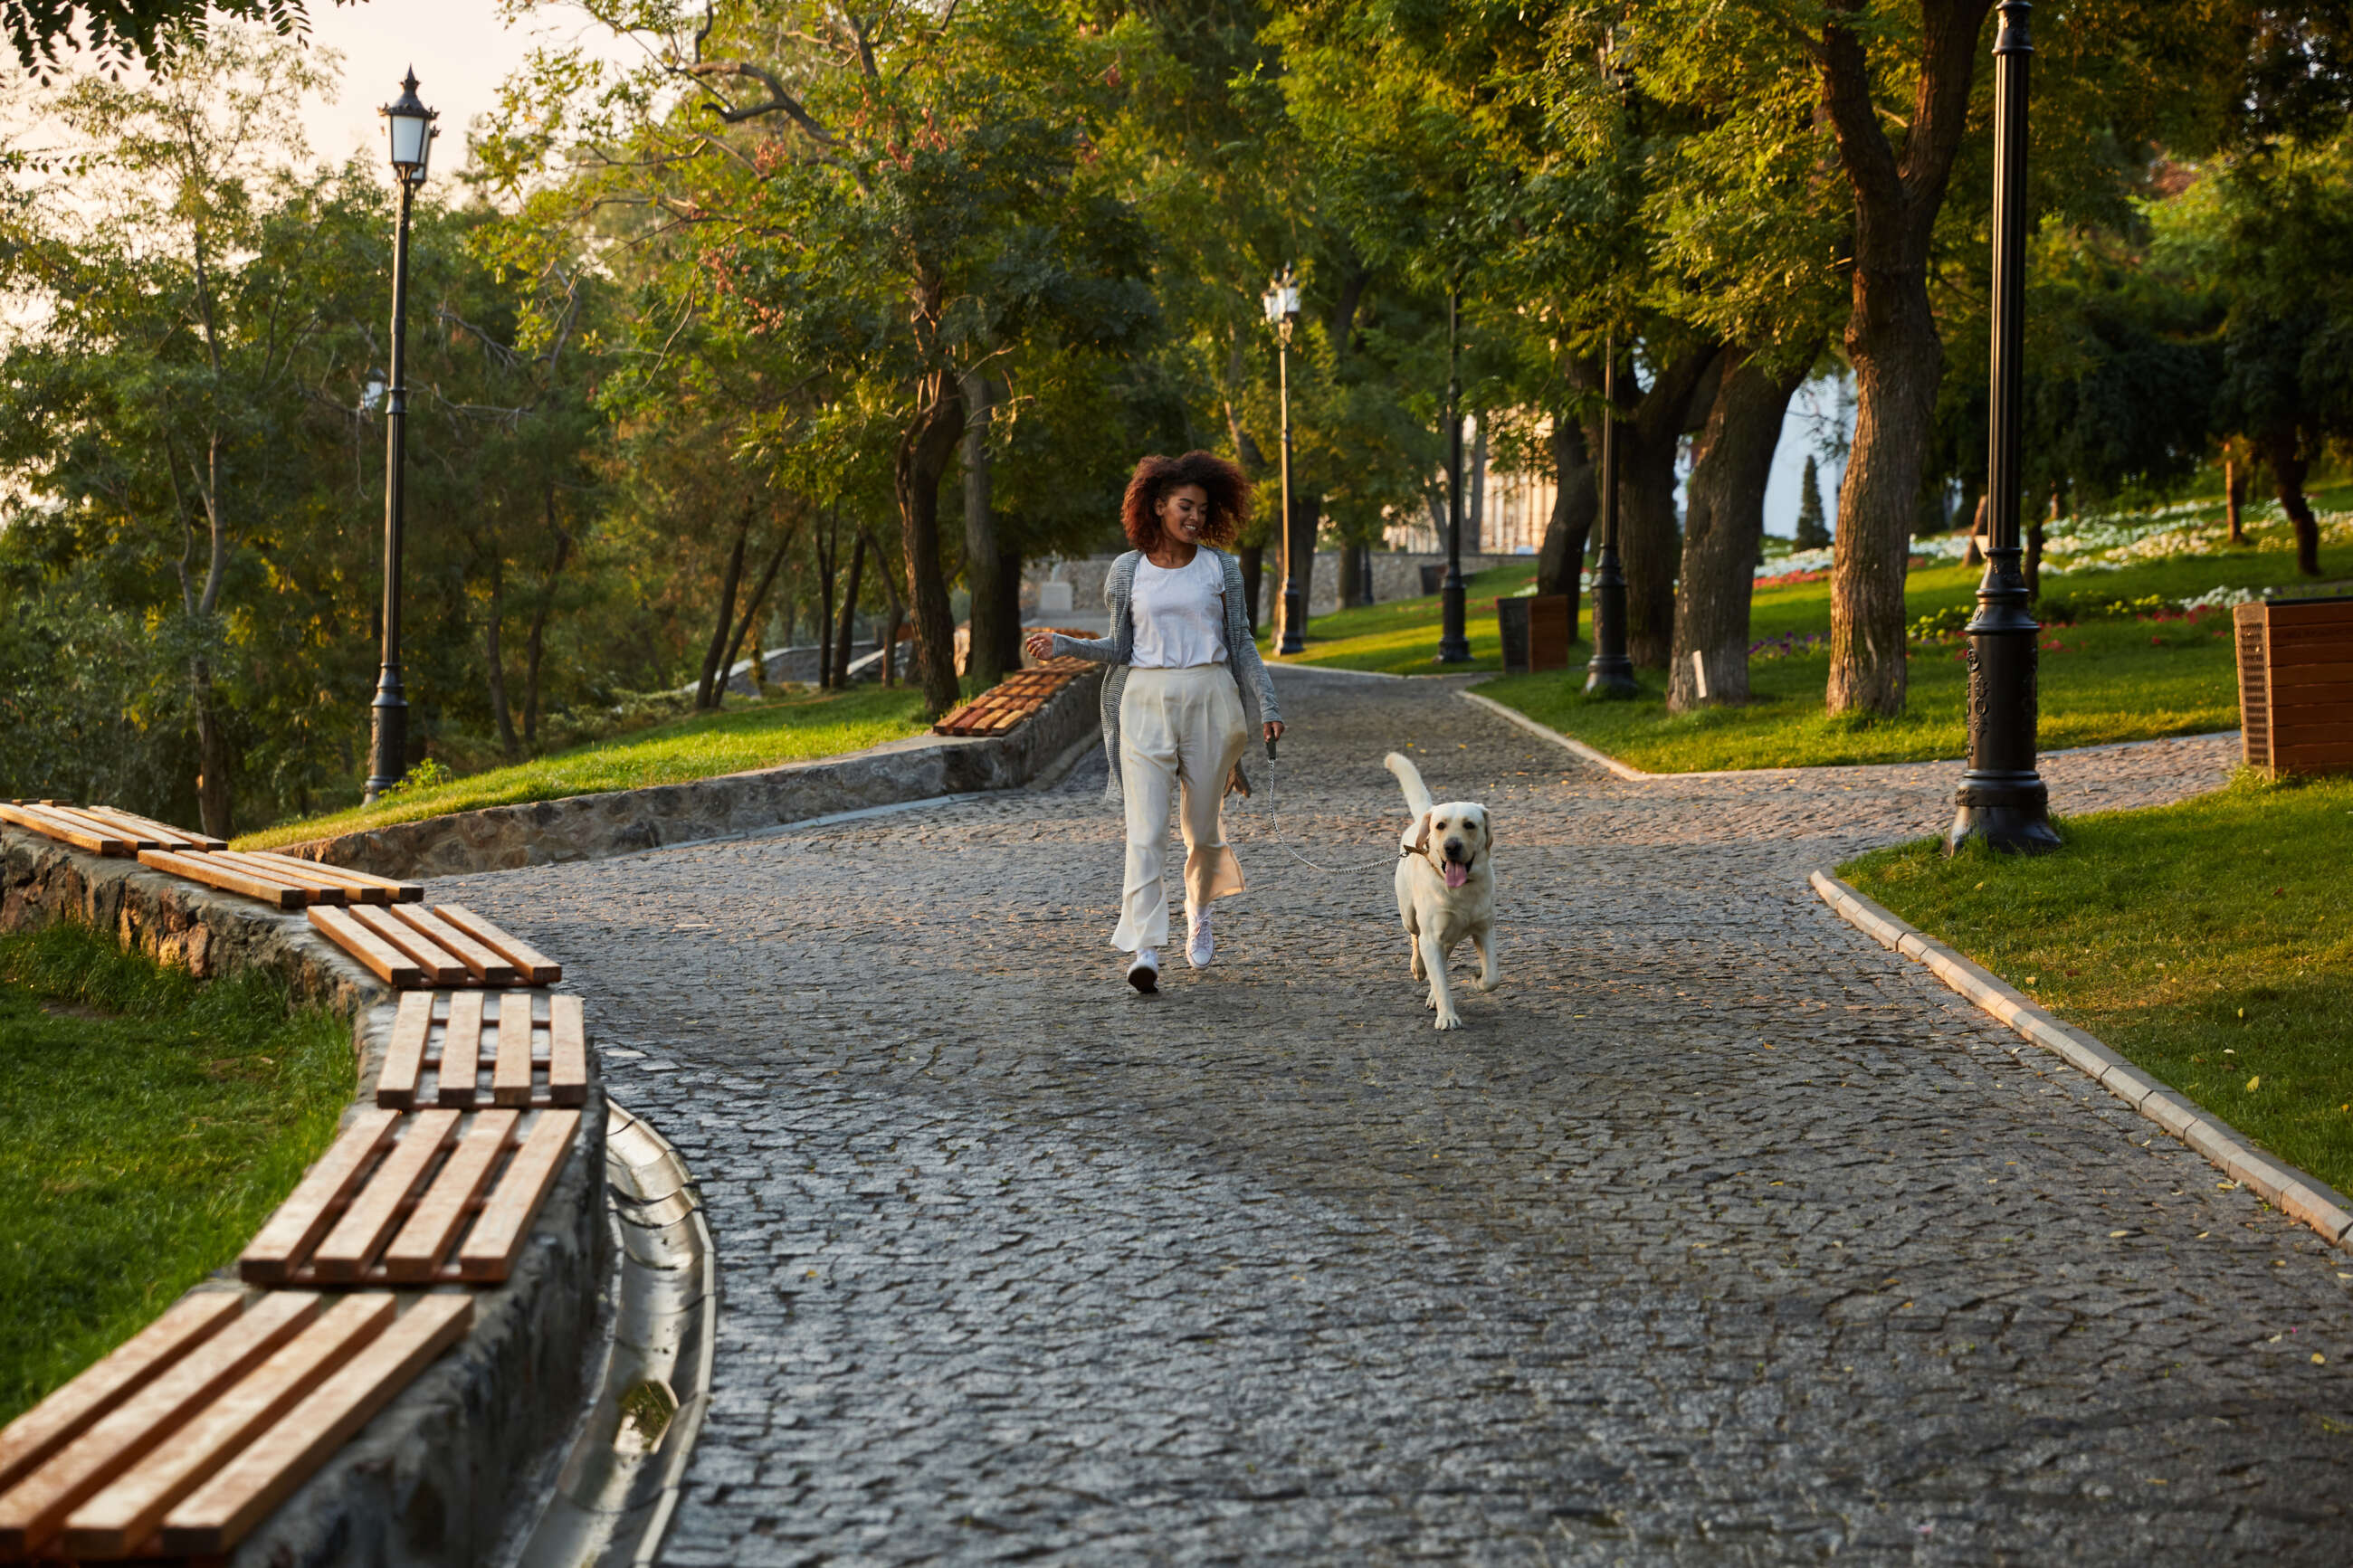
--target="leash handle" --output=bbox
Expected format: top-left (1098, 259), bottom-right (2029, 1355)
top-left (1265, 736), bottom-right (1278, 762)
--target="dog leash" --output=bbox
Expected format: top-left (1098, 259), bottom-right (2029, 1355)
top-left (1253, 737), bottom-right (1413, 876)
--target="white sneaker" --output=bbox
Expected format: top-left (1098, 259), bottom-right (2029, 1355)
top-left (1127, 948), bottom-right (1159, 993)
top-left (1186, 908), bottom-right (1215, 969)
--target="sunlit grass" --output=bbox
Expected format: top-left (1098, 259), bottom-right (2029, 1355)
top-left (1, 922), bottom-right (351, 1426)
top-left (240, 684), bottom-right (929, 850)
top-left (1841, 774), bottom-right (2353, 1195)
top-left (1258, 561), bottom-right (1540, 674)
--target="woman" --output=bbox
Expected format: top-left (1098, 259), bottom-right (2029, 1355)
top-left (1025, 451), bottom-right (1284, 993)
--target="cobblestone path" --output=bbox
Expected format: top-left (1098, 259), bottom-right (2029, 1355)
top-left (458, 672), bottom-right (2353, 1563)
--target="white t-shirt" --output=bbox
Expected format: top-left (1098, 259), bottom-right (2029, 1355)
top-left (1129, 549), bottom-right (1227, 669)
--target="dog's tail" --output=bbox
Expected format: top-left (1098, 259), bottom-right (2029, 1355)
top-left (1384, 752), bottom-right (1434, 820)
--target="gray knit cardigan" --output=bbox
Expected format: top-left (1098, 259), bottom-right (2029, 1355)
top-left (1049, 546), bottom-right (1282, 803)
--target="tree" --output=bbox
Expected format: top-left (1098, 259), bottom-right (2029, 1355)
top-left (4, 0), bottom-right (336, 79)
top-left (1796, 455), bottom-right (1832, 547)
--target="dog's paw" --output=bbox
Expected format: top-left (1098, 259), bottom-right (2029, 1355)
top-left (1434, 1010), bottom-right (1465, 1031)
top-left (1472, 974), bottom-right (1500, 993)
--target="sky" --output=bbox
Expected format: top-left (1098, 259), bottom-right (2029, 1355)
top-left (1761, 377), bottom-right (1852, 540)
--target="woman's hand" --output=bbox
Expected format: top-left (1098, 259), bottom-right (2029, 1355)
top-left (1263, 720), bottom-right (1285, 744)
top-left (1023, 630), bottom-right (1058, 661)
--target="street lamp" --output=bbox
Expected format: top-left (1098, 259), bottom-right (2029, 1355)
top-left (1262, 267), bottom-right (1305, 655)
top-left (1584, 333), bottom-right (1637, 697)
top-left (1437, 288), bottom-right (1472, 663)
top-left (364, 69), bottom-right (438, 804)
top-left (1946, 1), bottom-right (2059, 854)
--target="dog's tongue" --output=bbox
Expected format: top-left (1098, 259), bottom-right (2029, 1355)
top-left (1443, 862), bottom-right (1468, 889)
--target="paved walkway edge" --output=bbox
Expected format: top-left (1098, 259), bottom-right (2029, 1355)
top-left (1456, 689), bottom-right (1653, 779)
top-left (1809, 870), bottom-right (2353, 1250)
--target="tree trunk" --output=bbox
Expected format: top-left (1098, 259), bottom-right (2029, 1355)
top-left (815, 509), bottom-right (839, 690)
top-left (722, 524), bottom-right (795, 697)
top-left (1288, 493), bottom-right (1322, 633)
top-left (1616, 346), bottom-right (1722, 669)
top-left (878, 550), bottom-right (905, 689)
top-left (2225, 450), bottom-right (2248, 545)
top-left (834, 530), bottom-right (868, 687)
top-left (1670, 353), bottom-right (1804, 712)
top-left (895, 360), bottom-right (967, 715)
top-left (1466, 419), bottom-right (1488, 554)
top-left (960, 371), bottom-right (1006, 688)
top-left (522, 484), bottom-right (573, 748)
top-left (2025, 490), bottom-right (2053, 598)
top-left (2262, 432), bottom-right (2323, 575)
top-left (485, 550), bottom-right (519, 758)
top-left (1819, 0), bottom-right (1994, 717)
top-left (194, 668), bottom-right (233, 839)
top-left (696, 498), bottom-right (754, 710)
top-left (1964, 493), bottom-right (1987, 566)
top-left (1239, 545), bottom-right (1263, 635)
top-left (1536, 418), bottom-right (1596, 635)
top-left (1338, 538), bottom-right (1366, 608)
top-left (996, 547), bottom-right (1024, 672)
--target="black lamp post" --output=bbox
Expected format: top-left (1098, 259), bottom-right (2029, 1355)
top-left (364, 70), bottom-right (438, 804)
top-left (1262, 268), bottom-right (1306, 655)
top-left (1946, 1), bottom-right (2059, 854)
top-left (1584, 333), bottom-right (1637, 697)
top-left (1437, 287), bottom-right (1472, 662)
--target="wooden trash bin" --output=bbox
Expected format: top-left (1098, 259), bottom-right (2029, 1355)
top-left (1496, 596), bottom-right (1530, 673)
top-left (2234, 595), bottom-right (2353, 775)
top-left (1496, 594), bottom-right (1573, 674)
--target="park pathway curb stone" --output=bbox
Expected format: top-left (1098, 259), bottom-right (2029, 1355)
top-left (1812, 870), bottom-right (2353, 1250)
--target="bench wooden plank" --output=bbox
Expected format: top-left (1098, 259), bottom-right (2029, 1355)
top-left (240, 1110), bottom-right (401, 1283)
top-left (310, 1110), bottom-right (461, 1280)
top-left (0, 803), bottom-right (132, 856)
top-left (433, 905), bottom-right (562, 985)
top-left (457, 1110), bottom-right (581, 1282)
top-left (140, 848), bottom-right (306, 910)
top-left (158, 1296), bottom-right (472, 1558)
top-left (548, 995), bottom-right (587, 1108)
top-left (306, 905), bottom-right (425, 986)
top-left (376, 993), bottom-right (435, 1110)
top-left (37, 805), bottom-right (162, 851)
top-left (438, 992), bottom-right (487, 1107)
top-left (383, 1112), bottom-right (518, 1281)
top-left (0, 1295), bottom-right (243, 1496)
top-left (205, 851), bottom-right (348, 906)
top-left (385, 904), bottom-right (518, 986)
top-left (491, 998), bottom-right (535, 1107)
top-left (348, 904), bottom-right (468, 986)
top-left (0, 1293), bottom-right (319, 1558)
top-left (240, 850), bottom-right (420, 902)
top-left (76, 805), bottom-right (224, 852)
top-left (230, 850), bottom-right (384, 904)
top-left (60, 1295), bottom-right (394, 1560)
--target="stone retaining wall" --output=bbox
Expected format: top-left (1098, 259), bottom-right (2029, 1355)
top-left (1026, 552), bottom-right (1530, 624)
top-left (275, 666), bottom-right (1106, 880)
top-left (0, 830), bottom-right (607, 1568)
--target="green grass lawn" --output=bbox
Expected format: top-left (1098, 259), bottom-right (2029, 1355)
top-left (1258, 561), bottom-right (1540, 674)
top-left (241, 684), bottom-right (929, 851)
top-left (1, 922), bottom-right (351, 1427)
top-left (1839, 774), bottom-right (2353, 1197)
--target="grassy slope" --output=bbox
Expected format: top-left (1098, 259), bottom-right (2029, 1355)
top-left (242, 684), bottom-right (929, 851)
top-left (1839, 775), bottom-right (2353, 1196)
top-left (1, 923), bottom-right (350, 1425)
top-left (1278, 514), bottom-right (2339, 771)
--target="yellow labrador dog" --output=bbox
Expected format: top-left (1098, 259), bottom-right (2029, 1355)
top-left (1384, 752), bottom-right (1496, 1031)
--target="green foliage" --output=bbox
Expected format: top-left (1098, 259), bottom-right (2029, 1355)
top-left (0, 919), bottom-right (350, 1426)
top-left (1841, 774), bottom-right (2353, 1197)
top-left (1795, 456), bottom-right (1830, 550)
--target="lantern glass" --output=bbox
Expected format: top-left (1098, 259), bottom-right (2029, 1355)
top-left (380, 70), bottom-right (437, 184)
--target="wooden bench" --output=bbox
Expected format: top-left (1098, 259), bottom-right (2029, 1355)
top-left (308, 903), bottom-right (560, 990)
top-left (0, 1292), bottom-right (470, 1560)
top-left (933, 651), bottom-right (1093, 737)
top-left (0, 802), bottom-right (225, 856)
top-left (237, 1107), bottom-right (582, 1287)
top-left (2236, 596), bottom-right (2353, 776)
top-left (375, 991), bottom-right (589, 1111)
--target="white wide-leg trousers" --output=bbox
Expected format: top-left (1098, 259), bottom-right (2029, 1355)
top-left (1112, 664), bottom-right (1249, 952)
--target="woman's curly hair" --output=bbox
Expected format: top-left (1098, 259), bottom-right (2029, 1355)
top-left (1120, 451), bottom-right (1252, 552)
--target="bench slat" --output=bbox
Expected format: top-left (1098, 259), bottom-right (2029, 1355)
top-left (383, 1112), bottom-right (518, 1280)
top-left (433, 904), bottom-right (562, 984)
top-left (77, 805), bottom-right (224, 852)
top-left (385, 904), bottom-right (518, 986)
top-left (348, 905), bottom-right (468, 986)
top-left (457, 1110), bottom-right (580, 1282)
top-left (139, 848), bottom-right (312, 909)
top-left (240, 850), bottom-right (420, 902)
top-left (39, 805), bottom-right (162, 851)
top-left (205, 851), bottom-right (348, 905)
top-left (0, 1293), bottom-right (320, 1557)
top-left (376, 993), bottom-right (435, 1110)
top-left (0, 1295), bottom-right (243, 1496)
top-left (158, 1296), bottom-right (472, 1557)
top-left (306, 906), bottom-right (425, 986)
top-left (310, 1110), bottom-right (461, 1280)
top-left (439, 992), bottom-right (487, 1107)
top-left (240, 1110), bottom-right (400, 1283)
top-left (0, 803), bottom-right (132, 855)
top-left (60, 1296), bottom-right (395, 1559)
top-left (491, 997), bottom-right (536, 1107)
top-left (548, 995), bottom-right (587, 1108)
top-left (230, 850), bottom-right (385, 904)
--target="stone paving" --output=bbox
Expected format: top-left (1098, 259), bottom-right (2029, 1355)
top-left (454, 670), bottom-right (2353, 1563)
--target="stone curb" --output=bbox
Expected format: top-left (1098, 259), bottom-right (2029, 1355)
top-left (1455, 689), bottom-right (1653, 780)
top-left (272, 668), bottom-right (1106, 881)
top-left (1, 825), bottom-right (608, 1566)
top-left (1809, 870), bottom-right (2353, 1250)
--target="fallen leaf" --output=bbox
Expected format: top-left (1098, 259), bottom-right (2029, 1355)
top-left (2248, 1075), bottom-right (2262, 1092)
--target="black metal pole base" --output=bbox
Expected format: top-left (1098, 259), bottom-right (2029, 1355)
top-left (1584, 561), bottom-right (1637, 698)
top-left (364, 671), bottom-right (407, 803)
top-left (1279, 584), bottom-right (1307, 655)
top-left (1437, 567), bottom-right (1470, 662)
top-left (1944, 785), bottom-right (2061, 856)
top-left (1944, 546), bottom-right (2056, 855)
